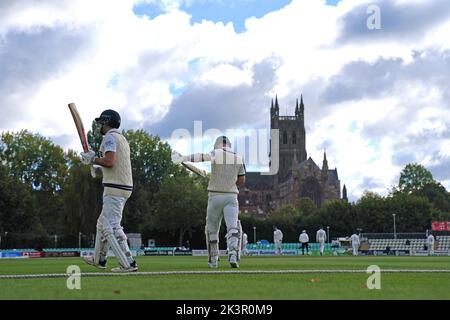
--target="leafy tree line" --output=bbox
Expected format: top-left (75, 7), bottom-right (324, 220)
top-left (0, 128), bottom-right (206, 249)
top-left (239, 163), bottom-right (450, 243)
top-left (1, 128), bottom-right (450, 249)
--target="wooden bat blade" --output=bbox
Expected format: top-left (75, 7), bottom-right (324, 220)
top-left (181, 162), bottom-right (207, 178)
top-left (68, 103), bottom-right (89, 152)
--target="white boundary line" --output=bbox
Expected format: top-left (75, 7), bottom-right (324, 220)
top-left (1, 269), bottom-right (450, 280)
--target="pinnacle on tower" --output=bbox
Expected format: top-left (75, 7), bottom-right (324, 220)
top-left (300, 94), bottom-right (304, 114)
top-left (322, 150), bottom-right (328, 171)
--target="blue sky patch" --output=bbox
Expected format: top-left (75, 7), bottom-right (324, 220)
top-left (134, 0), bottom-right (343, 33)
top-left (326, 0), bottom-right (342, 6)
top-left (133, 2), bottom-right (165, 19)
top-left (107, 73), bottom-right (119, 89)
top-left (349, 121), bottom-right (358, 132)
top-left (180, 0), bottom-right (293, 33)
top-left (169, 83), bottom-right (187, 97)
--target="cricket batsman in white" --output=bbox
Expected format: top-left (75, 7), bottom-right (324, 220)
top-left (316, 226), bottom-right (327, 256)
top-left (80, 109), bottom-right (138, 272)
top-left (172, 136), bottom-right (246, 268)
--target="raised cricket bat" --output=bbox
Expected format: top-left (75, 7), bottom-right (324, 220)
top-left (68, 103), bottom-right (97, 177)
top-left (181, 162), bottom-right (208, 178)
top-left (68, 103), bottom-right (89, 153)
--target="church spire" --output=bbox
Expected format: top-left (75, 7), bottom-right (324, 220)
top-left (295, 98), bottom-right (299, 117)
top-left (322, 149), bottom-right (328, 172)
top-left (300, 94), bottom-right (304, 114)
top-left (275, 95), bottom-right (279, 112)
top-left (342, 184), bottom-right (348, 202)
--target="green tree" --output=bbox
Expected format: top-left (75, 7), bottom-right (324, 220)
top-left (386, 193), bottom-right (432, 232)
top-left (266, 205), bottom-right (301, 242)
top-left (61, 150), bottom-right (103, 237)
top-left (0, 164), bottom-right (39, 235)
top-left (414, 182), bottom-right (450, 213)
top-left (87, 120), bottom-right (103, 154)
top-left (268, 204), bottom-right (299, 221)
top-left (122, 130), bottom-right (175, 231)
top-left (297, 197), bottom-right (318, 215)
top-left (354, 191), bottom-right (388, 233)
top-left (398, 163), bottom-right (435, 194)
top-left (0, 130), bottom-right (67, 192)
top-left (148, 172), bottom-right (207, 246)
top-left (318, 200), bottom-right (354, 236)
top-left (0, 130), bottom-right (68, 235)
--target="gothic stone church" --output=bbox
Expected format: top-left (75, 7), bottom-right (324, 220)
top-left (238, 95), bottom-right (347, 216)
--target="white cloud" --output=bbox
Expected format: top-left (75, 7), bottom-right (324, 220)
top-left (199, 63), bottom-right (252, 86)
top-left (1, 0), bottom-right (450, 202)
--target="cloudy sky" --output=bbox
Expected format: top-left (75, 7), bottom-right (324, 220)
top-left (1, 0), bottom-right (450, 202)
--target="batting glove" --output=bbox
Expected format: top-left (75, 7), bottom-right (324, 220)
top-left (81, 150), bottom-right (96, 165)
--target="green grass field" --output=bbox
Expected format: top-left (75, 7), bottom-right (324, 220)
top-left (0, 255), bottom-right (449, 300)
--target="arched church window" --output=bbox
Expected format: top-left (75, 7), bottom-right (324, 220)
top-left (300, 177), bottom-right (323, 207)
top-left (292, 132), bottom-right (297, 144)
top-left (283, 131), bottom-right (287, 144)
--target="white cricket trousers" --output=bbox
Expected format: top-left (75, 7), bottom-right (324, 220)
top-left (319, 241), bottom-right (325, 255)
top-left (206, 193), bottom-right (241, 256)
top-left (352, 244), bottom-right (359, 256)
top-left (206, 193), bottom-right (239, 251)
top-left (95, 195), bottom-right (132, 267)
top-left (274, 240), bottom-right (282, 254)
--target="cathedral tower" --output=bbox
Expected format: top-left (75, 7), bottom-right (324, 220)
top-left (270, 94), bottom-right (307, 181)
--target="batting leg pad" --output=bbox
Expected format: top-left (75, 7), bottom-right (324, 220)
top-left (114, 228), bottom-right (133, 263)
top-left (226, 227), bottom-right (241, 260)
top-left (93, 231), bottom-right (108, 265)
top-left (237, 220), bottom-right (243, 260)
top-left (205, 226), bottom-right (219, 263)
top-left (105, 234), bottom-right (130, 269)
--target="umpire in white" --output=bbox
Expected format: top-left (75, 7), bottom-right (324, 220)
top-left (172, 136), bottom-right (246, 268)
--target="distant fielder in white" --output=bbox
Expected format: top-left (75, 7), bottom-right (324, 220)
top-left (242, 232), bottom-right (248, 256)
top-left (172, 136), bottom-right (246, 268)
top-left (427, 233), bottom-right (435, 256)
top-left (350, 232), bottom-right (360, 256)
top-left (273, 226), bottom-right (283, 255)
top-left (316, 226), bottom-right (327, 256)
top-left (299, 230), bottom-right (309, 255)
top-left (80, 109), bottom-right (137, 272)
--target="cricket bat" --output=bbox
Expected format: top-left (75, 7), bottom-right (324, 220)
top-left (68, 103), bottom-right (97, 177)
top-left (68, 103), bottom-right (89, 152)
top-left (181, 162), bottom-right (208, 178)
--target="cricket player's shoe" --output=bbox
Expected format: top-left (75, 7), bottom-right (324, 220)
top-left (83, 256), bottom-right (107, 270)
top-left (208, 256), bottom-right (218, 268)
top-left (111, 260), bottom-right (138, 273)
top-left (229, 254), bottom-right (239, 268)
